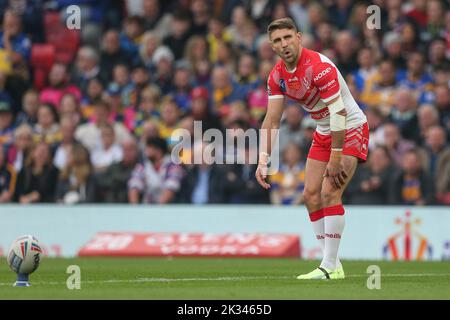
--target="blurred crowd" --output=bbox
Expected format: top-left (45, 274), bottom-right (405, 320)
top-left (0, 0), bottom-right (449, 206)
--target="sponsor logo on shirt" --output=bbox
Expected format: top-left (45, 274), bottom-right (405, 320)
top-left (318, 79), bottom-right (336, 91)
top-left (314, 67), bottom-right (332, 82)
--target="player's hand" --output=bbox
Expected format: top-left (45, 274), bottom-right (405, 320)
top-left (324, 159), bottom-right (347, 189)
top-left (255, 163), bottom-right (271, 189)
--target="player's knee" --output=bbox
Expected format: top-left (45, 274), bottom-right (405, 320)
top-left (320, 190), bottom-right (340, 207)
top-left (303, 189), bottom-right (321, 206)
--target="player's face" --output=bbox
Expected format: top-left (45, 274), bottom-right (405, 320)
top-left (269, 28), bottom-right (301, 65)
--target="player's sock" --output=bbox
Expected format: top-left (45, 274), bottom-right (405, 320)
top-left (309, 208), bottom-right (342, 269)
top-left (320, 204), bottom-right (345, 271)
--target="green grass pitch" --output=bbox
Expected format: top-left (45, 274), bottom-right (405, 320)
top-left (0, 257), bottom-right (449, 299)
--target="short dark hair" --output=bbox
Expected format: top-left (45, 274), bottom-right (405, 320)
top-left (267, 18), bottom-right (298, 35)
top-left (146, 137), bottom-right (168, 154)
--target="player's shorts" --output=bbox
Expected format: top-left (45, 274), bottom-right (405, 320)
top-left (307, 122), bottom-right (369, 163)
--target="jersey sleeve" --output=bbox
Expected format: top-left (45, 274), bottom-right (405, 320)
top-left (312, 62), bottom-right (341, 103)
top-left (267, 69), bottom-right (284, 100)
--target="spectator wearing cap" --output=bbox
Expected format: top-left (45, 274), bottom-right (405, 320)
top-left (123, 85), bottom-right (161, 135)
top-left (15, 89), bottom-right (39, 127)
top-left (170, 61), bottom-right (194, 112)
top-left (152, 46), bottom-right (175, 95)
top-left (128, 137), bottom-right (183, 204)
top-left (99, 30), bottom-right (133, 83)
top-left (406, 0), bottom-right (427, 28)
top-left (0, 144), bottom-right (16, 203)
top-left (189, 86), bottom-right (223, 133)
top-left (0, 100), bottom-right (14, 147)
top-left (39, 62), bottom-right (82, 110)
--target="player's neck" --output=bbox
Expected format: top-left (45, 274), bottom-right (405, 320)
top-left (284, 47), bottom-right (302, 73)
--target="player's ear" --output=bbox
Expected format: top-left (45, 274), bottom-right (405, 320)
top-left (297, 32), bottom-right (302, 41)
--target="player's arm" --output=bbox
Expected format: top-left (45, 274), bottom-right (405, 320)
top-left (312, 61), bottom-right (349, 189)
top-left (256, 97), bottom-right (284, 189)
top-left (324, 95), bottom-right (348, 189)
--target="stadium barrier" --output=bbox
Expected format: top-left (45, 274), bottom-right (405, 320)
top-left (0, 205), bottom-right (448, 260)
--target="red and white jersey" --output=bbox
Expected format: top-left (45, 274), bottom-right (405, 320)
top-left (267, 48), bottom-right (367, 135)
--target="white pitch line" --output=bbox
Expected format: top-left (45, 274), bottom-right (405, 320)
top-left (0, 273), bottom-right (449, 287)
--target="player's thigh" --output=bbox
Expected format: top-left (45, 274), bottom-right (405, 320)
top-left (304, 158), bottom-right (328, 196)
top-left (321, 155), bottom-right (359, 200)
